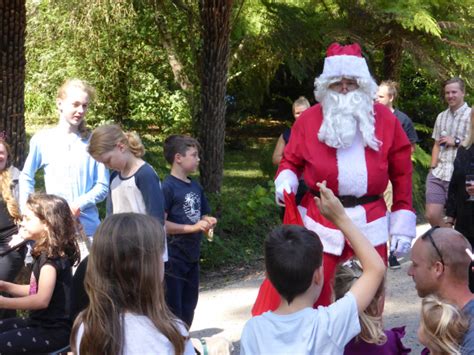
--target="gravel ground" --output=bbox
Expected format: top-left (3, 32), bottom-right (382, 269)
top-left (190, 223), bottom-right (431, 354)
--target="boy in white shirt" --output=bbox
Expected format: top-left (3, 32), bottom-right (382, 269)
top-left (240, 181), bottom-right (386, 355)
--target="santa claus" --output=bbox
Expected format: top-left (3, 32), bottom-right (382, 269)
top-left (252, 42), bottom-right (416, 313)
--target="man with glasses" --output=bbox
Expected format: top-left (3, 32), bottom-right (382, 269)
top-left (408, 227), bottom-right (474, 352)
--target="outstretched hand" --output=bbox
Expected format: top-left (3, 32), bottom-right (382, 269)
top-left (313, 181), bottom-right (347, 225)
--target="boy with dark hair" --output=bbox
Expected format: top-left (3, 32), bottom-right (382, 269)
top-left (241, 182), bottom-right (385, 354)
top-left (265, 225), bottom-right (323, 304)
top-left (162, 134), bottom-right (217, 327)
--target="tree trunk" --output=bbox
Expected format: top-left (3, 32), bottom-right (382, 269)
top-left (197, 0), bottom-right (233, 194)
top-left (0, 0), bottom-right (26, 168)
top-left (382, 39), bottom-right (403, 81)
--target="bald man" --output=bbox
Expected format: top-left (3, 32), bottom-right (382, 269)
top-left (408, 227), bottom-right (474, 353)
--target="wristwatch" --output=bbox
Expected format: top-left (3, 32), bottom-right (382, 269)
top-left (455, 137), bottom-right (461, 147)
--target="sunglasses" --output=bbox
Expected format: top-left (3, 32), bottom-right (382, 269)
top-left (421, 226), bottom-right (444, 266)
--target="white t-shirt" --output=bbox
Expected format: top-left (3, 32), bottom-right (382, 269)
top-left (240, 292), bottom-right (360, 355)
top-left (76, 313), bottom-right (195, 354)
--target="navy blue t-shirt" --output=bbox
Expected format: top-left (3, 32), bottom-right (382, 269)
top-left (393, 109), bottom-right (419, 144)
top-left (282, 128), bottom-right (291, 144)
top-left (162, 175), bottom-right (210, 263)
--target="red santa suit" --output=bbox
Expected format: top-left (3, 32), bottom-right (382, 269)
top-left (252, 43), bottom-right (416, 316)
top-left (252, 103), bottom-right (415, 314)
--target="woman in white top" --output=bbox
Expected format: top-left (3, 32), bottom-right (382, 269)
top-left (70, 213), bottom-right (194, 354)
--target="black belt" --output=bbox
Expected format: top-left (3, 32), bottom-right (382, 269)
top-left (309, 189), bottom-right (381, 208)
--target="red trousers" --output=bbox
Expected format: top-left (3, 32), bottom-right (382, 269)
top-left (251, 243), bottom-right (387, 316)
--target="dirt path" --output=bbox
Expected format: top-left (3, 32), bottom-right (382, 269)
top-left (190, 224), bottom-right (431, 354)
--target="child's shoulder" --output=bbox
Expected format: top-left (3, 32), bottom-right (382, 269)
top-left (163, 175), bottom-right (202, 189)
top-left (30, 127), bottom-right (56, 142)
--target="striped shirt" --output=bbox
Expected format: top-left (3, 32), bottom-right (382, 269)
top-left (432, 103), bottom-right (471, 181)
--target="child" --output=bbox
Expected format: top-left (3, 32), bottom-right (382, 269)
top-left (71, 213), bottom-right (195, 354)
top-left (162, 135), bottom-right (217, 327)
top-left (88, 124), bottom-right (165, 224)
top-left (0, 135), bottom-right (26, 319)
top-left (334, 261), bottom-right (410, 354)
top-left (19, 79), bottom-right (109, 257)
top-left (271, 96), bottom-right (310, 166)
top-left (418, 295), bottom-right (469, 355)
top-left (0, 194), bottom-right (80, 353)
top-left (240, 181), bottom-right (385, 354)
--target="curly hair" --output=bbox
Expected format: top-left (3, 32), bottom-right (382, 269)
top-left (334, 260), bottom-right (387, 345)
top-left (0, 139), bottom-right (21, 221)
top-left (27, 194), bottom-right (80, 266)
top-left (420, 295), bottom-right (469, 355)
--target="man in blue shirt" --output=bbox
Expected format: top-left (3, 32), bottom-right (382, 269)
top-left (20, 79), bottom-right (108, 242)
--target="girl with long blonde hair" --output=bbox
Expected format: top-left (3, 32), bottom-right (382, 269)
top-left (0, 136), bottom-right (25, 319)
top-left (71, 213), bottom-right (194, 354)
top-left (0, 193), bottom-right (80, 353)
top-left (418, 295), bottom-right (469, 355)
top-left (334, 260), bottom-right (410, 354)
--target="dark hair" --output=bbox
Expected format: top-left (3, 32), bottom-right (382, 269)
top-left (265, 225), bottom-right (323, 304)
top-left (27, 193), bottom-right (80, 266)
top-left (443, 77), bottom-right (465, 93)
top-left (163, 135), bottom-right (200, 165)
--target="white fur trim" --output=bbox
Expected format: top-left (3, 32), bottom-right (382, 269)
top-left (336, 132), bottom-right (368, 197)
top-left (299, 205), bottom-right (389, 255)
top-left (274, 169), bottom-right (299, 204)
top-left (389, 209), bottom-right (417, 239)
top-left (320, 55), bottom-right (370, 79)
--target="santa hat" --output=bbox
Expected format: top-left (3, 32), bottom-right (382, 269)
top-left (319, 43), bottom-right (371, 80)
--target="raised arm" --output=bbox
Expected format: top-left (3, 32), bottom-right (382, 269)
top-left (315, 181), bottom-right (385, 313)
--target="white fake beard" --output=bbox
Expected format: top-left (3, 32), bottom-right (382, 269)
top-left (315, 86), bottom-right (381, 151)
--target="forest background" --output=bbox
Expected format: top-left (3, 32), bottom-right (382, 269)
top-left (2, 0), bottom-right (473, 270)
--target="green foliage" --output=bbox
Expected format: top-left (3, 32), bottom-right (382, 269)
top-left (258, 141), bottom-right (277, 179)
top-left (201, 183), bottom-right (279, 270)
top-left (25, 0), bottom-right (193, 132)
top-left (199, 147), bottom-right (280, 270)
top-left (412, 145), bottom-right (431, 217)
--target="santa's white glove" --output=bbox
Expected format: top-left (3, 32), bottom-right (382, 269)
top-left (275, 180), bottom-right (293, 207)
top-left (390, 235), bottom-right (412, 257)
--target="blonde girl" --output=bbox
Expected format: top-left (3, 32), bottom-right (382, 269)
top-left (418, 295), bottom-right (469, 355)
top-left (334, 261), bottom-right (410, 354)
top-left (71, 213), bottom-right (194, 354)
top-left (0, 194), bottom-right (80, 353)
top-left (88, 124), bottom-right (165, 225)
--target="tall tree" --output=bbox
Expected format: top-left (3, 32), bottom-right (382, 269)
top-left (0, 0), bottom-right (26, 167)
top-left (197, 0), bottom-right (233, 193)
